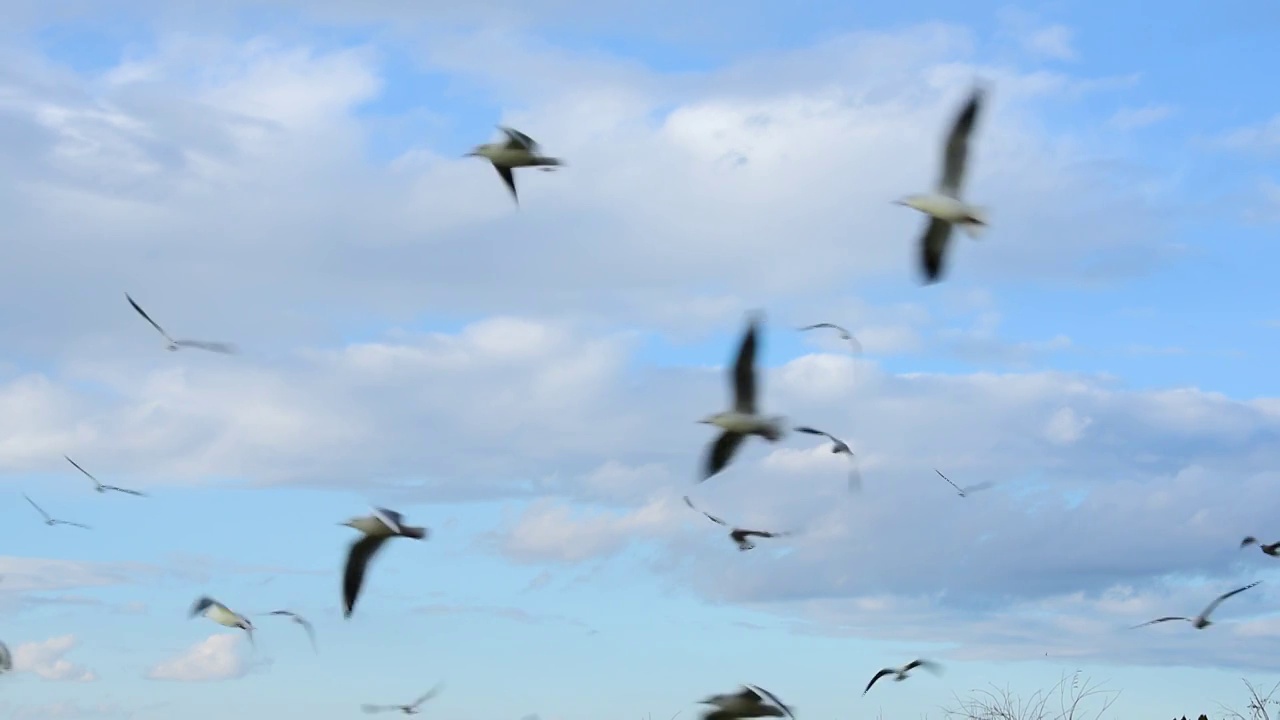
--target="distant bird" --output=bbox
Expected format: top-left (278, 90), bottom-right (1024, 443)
top-left (798, 323), bottom-right (862, 353)
top-left (698, 684), bottom-right (794, 720)
top-left (699, 312), bottom-right (786, 481)
top-left (361, 683), bottom-right (443, 715)
top-left (682, 496), bottom-right (791, 552)
top-left (265, 610), bottom-right (317, 652)
top-left (125, 293), bottom-right (238, 354)
top-left (341, 507), bottom-right (429, 618)
top-left (465, 126), bottom-right (563, 204)
top-left (189, 596), bottom-right (255, 646)
top-left (1240, 536), bottom-right (1280, 556)
top-left (64, 456), bottom-right (147, 497)
top-left (23, 494), bottom-right (90, 529)
top-left (934, 469), bottom-right (995, 498)
top-left (863, 659), bottom-right (943, 695)
top-left (895, 85), bottom-right (988, 283)
top-left (794, 426), bottom-right (862, 492)
top-left (1130, 581), bottom-right (1261, 630)
top-left (0, 640), bottom-right (10, 674)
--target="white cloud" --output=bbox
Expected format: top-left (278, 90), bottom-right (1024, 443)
top-left (146, 634), bottom-right (248, 682)
top-left (1214, 114), bottom-right (1280, 153)
top-left (10, 635), bottom-right (97, 682)
top-left (1023, 25), bottom-right (1077, 62)
top-left (1108, 104), bottom-right (1176, 130)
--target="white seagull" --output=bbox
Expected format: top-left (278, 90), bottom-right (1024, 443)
top-left (341, 507), bottom-right (429, 618)
top-left (189, 596), bottom-right (255, 646)
top-left (1130, 581), bottom-right (1261, 630)
top-left (698, 312), bottom-right (786, 481)
top-left (798, 323), bottom-right (862, 353)
top-left (125, 293), bottom-right (238, 354)
top-left (1240, 536), bottom-right (1280, 557)
top-left (0, 640), bottom-right (10, 674)
top-left (465, 126), bottom-right (563, 204)
top-left (934, 469), bottom-right (995, 498)
top-left (264, 610), bottom-right (317, 652)
top-left (793, 426), bottom-right (862, 492)
top-left (682, 495), bottom-right (791, 552)
top-left (698, 684), bottom-right (794, 720)
top-left (895, 85), bottom-right (988, 284)
top-left (64, 456), bottom-right (147, 497)
top-left (863, 659), bottom-right (943, 695)
top-left (361, 683), bottom-right (443, 715)
top-left (24, 494), bottom-right (90, 529)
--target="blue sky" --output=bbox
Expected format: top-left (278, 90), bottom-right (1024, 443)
top-left (3, 1), bottom-right (1280, 719)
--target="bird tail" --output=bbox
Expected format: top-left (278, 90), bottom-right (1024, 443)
top-left (537, 157), bottom-right (563, 168)
top-left (404, 526), bottom-right (429, 540)
top-left (760, 418), bottom-right (787, 442)
top-left (961, 206), bottom-right (987, 239)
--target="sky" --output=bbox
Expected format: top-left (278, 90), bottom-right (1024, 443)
top-left (3, 0), bottom-right (1280, 718)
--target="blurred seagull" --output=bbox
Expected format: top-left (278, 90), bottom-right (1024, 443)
top-left (698, 312), bottom-right (786, 481)
top-left (1240, 536), bottom-right (1280, 556)
top-left (361, 683), bottom-right (443, 715)
top-left (341, 507), bottom-right (429, 618)
top-left (1130, 581), bottom-right (1261, 630)
top-left (265, 610), bottom-right (317, 652)
top-left (0, 640), bottom-right (10, 674)
top-left (682, 496), bottom-right (791, 551)
top-left (794, 426), bottom-right (862, 492)
top-left (23, 494), bottom-right (90, 529)
top-left (698, 684), bottom-right (794, 720)
top-left (894, 85), bottom-right (988, 284)
top-left (125, 293), bottom-right (238, 354)
top-left (64, 456), bottom-right (146, 497)
top-left (189, 596), bottom-right (255, 646)
top-left (798, 323), bottom-right (862, 353)
top-left (863, 659), bottom-right (943, 695)
top-left (934, 468), bottom-right (995, 498)
top-left (465, 126), bottom-right (563, 204)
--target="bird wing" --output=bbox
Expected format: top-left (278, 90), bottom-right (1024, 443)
top-left (56, 520), bottom-right (91, 529)
top-left (499, 126), bottom-right (539, 152)
top-left (1241, 536), bottom-right (1259, 548)
top-left (189, 596), bottom-right (216, 617)
top-left (492, 164), bottom-right (519, 203)
top-left (793, 426), bottom-right (835, 442)
top-left (906, 658), bottom-right (943, 675)
top-left (343, 535), bottom-right (391, 618)
top-left (919, 217), bottom-right (954, 284)
top-left (961, 481), bottom-right (995, 494)
top-left (848, 460), bottom-right (863, 493)
top-left (731, 313), bottom-right (761, 413)
top-left (702, 431), bottom-right (746, 481)
top-left (371, 507), bottom-right (404, 534)
top-left (1130, 616), bottom-right (1187, 628)
top-left (1202, 581), bottom-right (1261, 619)
top-left (934, 469), bottom-right (964, 493)
top-left (361, 704), bottom-right (393, 713)
top-left (863, 669), bottom-right (894, 695)
top-left (939, 86), bottom-right (984, 195)
top-left (738, 529), bottom-right (789, 540)
top-left (409, 683), bottom-right (444, 708)
top-left (799, 323), bottom-right (848, 335)
top-left (23, 494), bottom-right (52, 521)
top-left (125, 293), bottom-right (174, 342)
top-left (104, 485), bottom-right (148, 497)
top-left (64, 456), bottom-right (102, 487)
top-left (173, 340), bottom-right (239, 354)
top-left (683, 495), bottom-right (728, 526)
top-left (745, 685), bottom-right (793, 719)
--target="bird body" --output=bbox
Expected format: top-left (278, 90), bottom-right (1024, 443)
top-left (341, 507), bottom-right (429, 618)
top-left (897, 193), bottom-right (986, 229)
top-left (190, 596), bottom-right (255, 645)
top-left (701, 411), bottom-right (786, 439)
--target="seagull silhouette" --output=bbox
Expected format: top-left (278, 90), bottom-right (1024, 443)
top-left (125, 293), bottom-right (238, 354)
top-left (1130, 581), bottom-right (1261, 630)
top-left (698, 312), bottom-right (786, 481)
top-left (698, 684), bottom-right (794, 720)
top-left (23, 494), bottom-right (90, 529)
top-left (797, 323), bottom-right (862, 353)
top-left (340, 507), bottom-right (429, 618)
top-left (863, 659), bottom-right (943, 695)
top-left (361, 683), bottom-right (443, 715)
top-left (264, 610), bottom-right (317, 652)
top-left (794, 426), bottom-right (862, 492)
top-left (465, 126), bottom-right (563, 204)
top-left (1240, 536), bottom-right (1280, 556)
top-left (934, 469), bottom-right (995, 498)
top-left (189, 596), bottom-right (255, 646)
top-left (64, 456), bottom-right (147, 497)
top-left (683, 496), bottom-right (791, 551)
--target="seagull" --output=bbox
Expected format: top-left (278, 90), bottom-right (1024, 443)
top-left (863, 659), bottom-right (943, 695)
top-left (189, 596), bottom-right (255, 646)
top-left (361, 683), bottom-right (443, 715)
top-left (698, 684), bottom-right (794, 720)
top-left (698, 312), bottom-right (786, 481)
top-left (341, 507), bottom-right (430, 618)
top-left (465, 126), bottom-right (563, 204)
top-left (265, 610), bottom-right (317, 652)
top-left (895, 85), bottom-right (988, 284)
top-left (23, 494), bottom-right (90, 529)
top-left (1130, 581), bottom-right (1261, 630)
top-left (1240, 537), bottom-right (1280, 556)
top-left (125, 293), bottom-right (238, 354)
top-left (64, 456), bottom-right (147, 497)
top-left (682, 496), bottom-right (790, 552)
top-left (934, 469), bottom-right (995, 498)
top-left (793, 426), bottom-right (862, 491)
top-left (0, 640), bottom-right (10, 674)
top-left (798, 323), bottom-right (862, 353)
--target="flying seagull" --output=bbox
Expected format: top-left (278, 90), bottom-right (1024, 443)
top-left (1240, 537), bottom-right (1280, 556)
top-left (23, 494), bottom-right (90, 529)
top-left (125, 293), bottom-right (238, 354)
top-left (894, 85), bottom-right (988, 284)
top-left (1130, 581), bottom-right (1261, 630)
top-left (863, 659), bottom-right (943, 695)
top-left (265, 610), bottom-right (317, 652)
top-left (698, 684), bottom-right (794, 720)
top-left (189, 596), bottom-right (255, 646)
top-left (361, 683), bottom-right (443, 715)
top-left (794, 426), bottom-right (862, 492)
top-left (341, 507), bottom-right (429, 618)
top-left (699, 312), bottom-right (786, 481)
top-left (64, 456), bottom-right (147, 497)
top-left (0, 640), bottom-right (10, 674)
top-left (934, 469), bottom-right (995, 498)
top-left (465, 126), bottom-right (563, 204)
top-left (798, 323), bottom-right (862, 353)
top-left (682, 496), bottom-right (790, 551)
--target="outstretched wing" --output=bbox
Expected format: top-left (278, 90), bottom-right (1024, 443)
top-left (960, 481), bottom-right (995, 495)
top-left (64, 456), bottom-right (102, 486)
top-left (702, 431), bottom-right (746, 481)
top-left (343, 535), bottom-right (391, 618)
top-left (934, 469), bottom-right (964, 494)
top-left (1242, 536), bottom-right (1259, 548)
top-left (361, 704), bottom-right (395, 714)
top-left (1130, 616), bottom-right (1187, 629)
top-left (173, 340), bottom-right (239, 354)
top-left (863, 669), bottom-right (894, 695)
top-left (732, 314), bottom-right (760, 413)
top-left (23, 494), bottom-right (52, 521)
top-left (55, 520), bottom-right (91, 530)
top-left (409, 683), bottom-right (444, 709)
top-left (793, 426), bottom-right (835, 442)
top-left (104, 485), bottom-right (148, 497)
top-left (905, 658), bottom-right (943, 675)
top-left (1202, 581), bottom-right (1261, 619)
top-left (683, 496), bottom-right (728, 526)
top-left (745, 685), bottom-right (792, 720)
top-left (125, 293), bottom-right (173, 341)
top-left (919, 217), bottom-right (954, 284)
top-left (499, 126), bottom-right (539, 152)
top-left (939, 86), bottom-right (984, 194)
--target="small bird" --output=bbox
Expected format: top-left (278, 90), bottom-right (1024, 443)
top-left (895, 85), bottom-right (988, 283)
top-left (682, 496), bottom-right (790, 551)
top-left (265, 610), bottom-right (317, 652)
top-left (1130, 581), bottom-right (1261, 630)
top-left (794, 426), bottom-right (862, 491)
top-left (465, 126), bottom-right (563, 204)
top-left (23, 494), bottom-right (90, 529)
top-left (64, 456), bottom-right (147, 497)
top-left (1240, 536), bottom-right (1280, 556)
top-left (0, 640), bottom-right (10, 674)
top-left (699, 312), bottom-right (786, 481)
top-left (361, 683), bottom-right (443, 715)
top-left (189, 596), bottom-right (255, 646)
top-left (341, 507), bottom-right (429, 618)
top-left (798, 323), bottom-right (862, 353)
top-left (125, 293), bottom-right (238, 354)
top-left (863, 659), bottom-right (943, 695)
top-left (698, 684), bottom-right (794, 720)
top-left (934, 469), bottom-right (995, 498)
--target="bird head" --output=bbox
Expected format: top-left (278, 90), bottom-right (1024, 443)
top-left (893, 195), bottom-right (927, 211)
top-left (464, 145), bottom-right (492, 159)
top-left (698, 413), bottom-right (724, 426)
